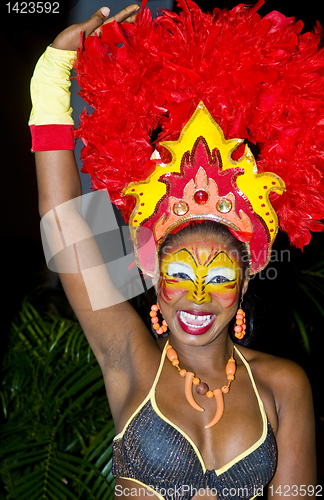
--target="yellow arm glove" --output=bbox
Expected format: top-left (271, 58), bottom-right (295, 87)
top-left (29, 46), bottom-right (77, 151)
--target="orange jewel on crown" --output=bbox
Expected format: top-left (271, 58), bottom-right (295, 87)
top-left (154, 166), bottom-right (253, 241)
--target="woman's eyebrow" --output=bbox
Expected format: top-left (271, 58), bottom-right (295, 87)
top-left (207, 251), bottom-right (234, 267)
top-left (174, 248), bottom-right (198, 267)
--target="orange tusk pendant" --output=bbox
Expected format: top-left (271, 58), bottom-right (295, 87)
top-left (166, 342), bottom-right (234, 429)
top-left (205, 389), bottom-right (224, 429)
top-left (185, 372), bottom-right (204, 412)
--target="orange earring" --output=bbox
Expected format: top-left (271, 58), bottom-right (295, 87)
top-left (234, 305), bottom-right (246, 339)
top-left (150, 304), bottom-right (168, 336)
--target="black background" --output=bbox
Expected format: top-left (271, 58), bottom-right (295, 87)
top-left (1, 0), bottom-right (324, 482)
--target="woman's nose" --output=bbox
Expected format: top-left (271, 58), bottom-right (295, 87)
top-left (186, 278), bottom-right (212, 304)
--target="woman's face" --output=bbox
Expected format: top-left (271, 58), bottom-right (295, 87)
top-left (158, 233), bottom-right (243, 345)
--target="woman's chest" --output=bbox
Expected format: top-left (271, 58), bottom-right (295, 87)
top-left (112, 397), bottom-right (277, 500)
top-left (153, 357), bottom-right (276, 470)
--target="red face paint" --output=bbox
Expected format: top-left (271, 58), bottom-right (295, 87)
top-left (160, 241), bottom-right (241, 306)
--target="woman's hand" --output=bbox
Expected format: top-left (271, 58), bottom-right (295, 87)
top-left (52, 4), bottom-right (140, 51)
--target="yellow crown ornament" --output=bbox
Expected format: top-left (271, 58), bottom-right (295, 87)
top-left (124, 102), bottom-right (285, 277)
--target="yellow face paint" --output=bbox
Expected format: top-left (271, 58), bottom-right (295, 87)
top-left (160, 241), bottom-right (241, 307)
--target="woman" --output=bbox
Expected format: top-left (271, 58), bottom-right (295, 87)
top-left (30, 2), bottom-right (319, 498)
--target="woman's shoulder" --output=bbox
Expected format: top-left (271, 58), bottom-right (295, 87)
top-left (236, 344), bottom-right (312, 401)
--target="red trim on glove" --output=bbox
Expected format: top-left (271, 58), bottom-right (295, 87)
top-left (30, 124), bottom-right (74, 152)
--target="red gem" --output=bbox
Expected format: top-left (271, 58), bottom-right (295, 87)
top-left (194, 190), bottom-right (208, 204)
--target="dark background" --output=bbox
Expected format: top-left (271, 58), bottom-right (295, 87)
top-left (1, 0), bottom-right (324, 483)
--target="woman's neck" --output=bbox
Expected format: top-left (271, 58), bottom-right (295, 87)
top-left (166, 332), bottom-right (234, 377)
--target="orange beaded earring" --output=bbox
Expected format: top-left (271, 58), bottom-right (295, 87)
top-left (150, 304), bottom-right (168, 336)
top-left (234, 303), bottom-right (246, 339)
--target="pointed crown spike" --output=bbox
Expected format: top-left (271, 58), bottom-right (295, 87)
top-left (124, 102), bottom-right (285, 276)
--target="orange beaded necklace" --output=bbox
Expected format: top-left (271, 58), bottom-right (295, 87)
top-left (166, 343), bottom-right (236, 429)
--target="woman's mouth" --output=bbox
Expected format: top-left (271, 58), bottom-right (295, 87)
top-left (177, 310), bottom-right (216, 335)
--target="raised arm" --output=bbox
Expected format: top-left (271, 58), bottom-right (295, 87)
top-left (31, 6), bottom-right (158, 382)
top-left (35, 5), bottom-right (140, 213)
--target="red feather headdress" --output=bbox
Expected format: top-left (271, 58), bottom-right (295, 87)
top-left (74, 0), bottom-right (324, 275)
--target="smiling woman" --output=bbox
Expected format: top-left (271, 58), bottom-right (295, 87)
top-left (29, 0), bottom-right (322, 498)
top-left (158, 222), bottom-right (250, 339)
top-left (159, 226), bottom-right (242, 327)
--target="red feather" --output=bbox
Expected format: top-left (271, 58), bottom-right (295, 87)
top-left (74, 2), bottom-right (324, 248)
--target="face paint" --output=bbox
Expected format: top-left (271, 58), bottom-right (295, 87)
top-left (160, 240), bottom-right (240, 307)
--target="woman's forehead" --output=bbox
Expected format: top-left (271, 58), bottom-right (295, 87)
top-left (161, 237), bottom-right (240, 268)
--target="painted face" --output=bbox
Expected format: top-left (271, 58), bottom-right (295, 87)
top-left (160, 240), bottom-right (240, 306)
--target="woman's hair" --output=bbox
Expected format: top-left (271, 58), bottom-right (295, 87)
top-left (158, 221), bottom-right (260, 347)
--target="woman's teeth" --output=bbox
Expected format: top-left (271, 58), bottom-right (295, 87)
top-left (178, 311), bottom-right (214, 329)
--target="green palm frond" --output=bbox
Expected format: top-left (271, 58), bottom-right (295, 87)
top-left (291, 309), bottom-right (311, 354)
top-left (290, 250), bottom-right (324, 353)
top-left (0, 301), bottom-right (115, 500)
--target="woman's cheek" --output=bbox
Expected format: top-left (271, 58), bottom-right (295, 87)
top-left (159, 276), bottom-right (189, 304)
top-left (209, 283), bottom-right (239, 308)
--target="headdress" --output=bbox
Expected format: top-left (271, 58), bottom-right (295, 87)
top-left (74, 0), bottom-right (324, 276)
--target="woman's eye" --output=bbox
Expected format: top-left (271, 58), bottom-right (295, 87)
top-left (209, 276), bottom-right (231, 284)
top-left (169, 272), bottom-right (192, 281)
top-left (166, 263), bottom-right (195, 281)
top-left (207, 267), bottom-right (236, 284)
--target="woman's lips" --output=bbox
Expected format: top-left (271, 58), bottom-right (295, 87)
top-left (177, 310), bottom-right (216, 335)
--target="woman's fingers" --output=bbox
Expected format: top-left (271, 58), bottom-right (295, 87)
top-left (93, 4), bottom-right (140, 37)
top-left (52, 4), bottom-right (140, 51)
top-left (106, 4), bottom-right (140, 23)
top-left (52, 6), bottom-right (111, 50)
top-left (104, 4), bottom-right (140, 25)
top-left (82, 7), bottom-right (111, 37)
top-left (122, 12), bottom-right (139, 23)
